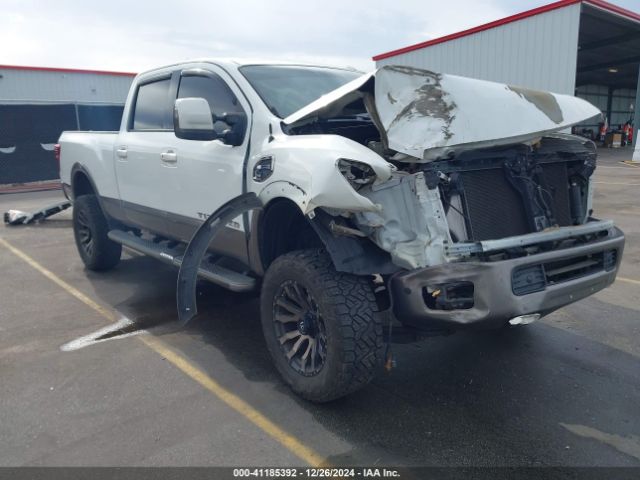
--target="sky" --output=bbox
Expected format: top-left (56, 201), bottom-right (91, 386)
top-left (1, 0), bottom-right (639, 73)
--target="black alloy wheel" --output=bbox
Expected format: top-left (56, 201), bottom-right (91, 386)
top-left (273, 280), bottom-right (327, 376)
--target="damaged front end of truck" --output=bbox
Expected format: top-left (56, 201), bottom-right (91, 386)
top-left (281, 65), bottom-right (624, 330)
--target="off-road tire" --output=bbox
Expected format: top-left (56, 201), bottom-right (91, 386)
top-left (72, 194), bottom-right (121, 271)
top-left (260, 249), bottom-right (383, 402)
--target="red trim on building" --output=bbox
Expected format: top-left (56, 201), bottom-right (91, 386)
top-left (584, 0), bottom-right (640, 22)
top-left (0, 64), bottom-right (136, 77)
top-left (372, 0), bottom-right (640, 61)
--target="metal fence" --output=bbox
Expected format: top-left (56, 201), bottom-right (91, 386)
top-left (0, 103), bottom-right (123, 185)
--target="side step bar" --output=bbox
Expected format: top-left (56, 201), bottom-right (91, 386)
top-left (107, 229), bottom-right (256, 292)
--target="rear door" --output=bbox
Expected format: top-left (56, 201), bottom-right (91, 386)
top-left (114, 74), bottom-right (174, 234)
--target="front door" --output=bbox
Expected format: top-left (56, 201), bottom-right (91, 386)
top-left (114, 65), bottom-right (252, 264)
top-left (163, 67), bottom-right (250, 249)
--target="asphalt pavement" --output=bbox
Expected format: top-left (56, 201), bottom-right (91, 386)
top-left (1, 147), bottom-right (639, 468)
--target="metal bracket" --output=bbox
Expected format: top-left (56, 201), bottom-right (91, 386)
top-left (446, 219), bottom-right (614, 256)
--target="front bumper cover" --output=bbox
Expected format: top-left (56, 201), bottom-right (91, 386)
top-left (390, 227), bottom-right (624, 330)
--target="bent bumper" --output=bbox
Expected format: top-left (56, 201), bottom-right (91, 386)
top-left (390, 227), bottom-right (625, 330)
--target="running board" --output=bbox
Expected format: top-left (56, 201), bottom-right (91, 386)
top-left (107, 229), bottom-right (256, 292)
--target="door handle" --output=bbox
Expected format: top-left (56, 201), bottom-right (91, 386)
top-left (116, 147), bottom-right (128, 159)
top-left (160, 150), bottom-right (177, 163)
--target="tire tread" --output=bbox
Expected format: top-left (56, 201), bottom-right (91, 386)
top-left (73, 194), bottom-right (121, 271)
top-left (261, 249), bottom-right (383, 402)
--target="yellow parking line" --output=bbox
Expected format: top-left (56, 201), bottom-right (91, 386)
top-left (0, 236), bottom-right (325, 467)
top-left (618, 276), bottom-right (640, 286)
top-left (139, 335), bottom-right (325, 466)
top-left (0, 237), bottom-right (117, 322)
top-left (620, 161), bottom-right (640, 168)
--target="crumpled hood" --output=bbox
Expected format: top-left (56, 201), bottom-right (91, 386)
top-left (283, 65), bottom-right (601, 161)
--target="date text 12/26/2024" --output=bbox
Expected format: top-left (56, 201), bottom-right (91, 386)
top-left (233, 468), bottom-right (401, 478)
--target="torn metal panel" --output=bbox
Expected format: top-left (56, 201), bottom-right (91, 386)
top-left (284, 65), bottom-right (602, 162)
top-left (308, 208), bottom-right (399, 275)
top-left (354, 172), bottom-right (452, 270)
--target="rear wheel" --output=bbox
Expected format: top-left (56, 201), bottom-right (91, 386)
top-left (72, 194), bottom-right (121, 271)
top-left (260, 249), bottom-right (383, 402)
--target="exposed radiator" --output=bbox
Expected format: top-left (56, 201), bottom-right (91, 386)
top-left (460, 168), bottom-right (529, 241)
top-left (541, 163), bottom-right (572, 227)
top-left (460, 163), bottom-right (572, 241)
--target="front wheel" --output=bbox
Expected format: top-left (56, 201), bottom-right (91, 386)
top-left (260, 249), bottom-right (383, 402)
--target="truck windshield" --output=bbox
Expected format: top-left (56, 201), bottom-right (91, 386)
top-left (240, 65), bottom-right (363, 118)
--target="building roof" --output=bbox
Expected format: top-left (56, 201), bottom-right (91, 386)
top-left (0, 64), bottom-right (136, 77)
top-left (372, 0), bottom-right (640, 61)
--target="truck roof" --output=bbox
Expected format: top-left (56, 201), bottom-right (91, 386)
top-left (136, 58), bottom-right (363, 77)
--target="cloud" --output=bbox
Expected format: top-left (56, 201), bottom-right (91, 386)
top-left (0, 0), bottom-right (521, 72)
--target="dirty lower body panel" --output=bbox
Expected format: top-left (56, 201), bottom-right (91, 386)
top-left (390, 227), bottom-right (624, 330)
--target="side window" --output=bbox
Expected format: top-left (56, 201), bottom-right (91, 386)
top-left (177, 74), bottom-right (244, 134)
top-left (132, 78), bottom-right (172, 130)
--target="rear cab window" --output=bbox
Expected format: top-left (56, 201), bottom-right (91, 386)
top-left (131, 78), bottom-right (173, 131)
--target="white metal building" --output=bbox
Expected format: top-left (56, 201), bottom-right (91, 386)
top-left (373, 0), bottom-right (640, 147)
top-left (0, 65), bottom-right (134, 185)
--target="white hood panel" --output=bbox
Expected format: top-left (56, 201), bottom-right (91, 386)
top-left (284, 66), bottom-right (602, 161)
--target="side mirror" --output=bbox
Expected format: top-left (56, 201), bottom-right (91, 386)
top-left (174, 98), bottom-right (216, 141)
top-left (216, 111), bottom-right (247, 147)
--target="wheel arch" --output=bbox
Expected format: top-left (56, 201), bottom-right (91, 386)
top-left (70, 163), bottom-right (99, 199)
top-left (249, 197), bottom-right (399, 277)
top-left (69, 163), bottom-right (123, 227)
top-left (250, 197), bottom-right (322, 275)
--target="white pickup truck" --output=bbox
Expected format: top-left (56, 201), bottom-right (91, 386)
top-left (59, 59), bottom-right (624, 402)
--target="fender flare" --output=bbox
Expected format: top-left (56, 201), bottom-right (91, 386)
top-left (69, 163), bottom-right (125, 228)
top-left (70, 163), bottom-right (101, 199)
top-left (69, 163), bottom-right (110, 219)
top-left (177, 192), bottom-right (263, 325)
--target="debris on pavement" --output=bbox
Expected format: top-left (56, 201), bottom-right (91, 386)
top-left (3, 200), bottom-right (71, 226)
